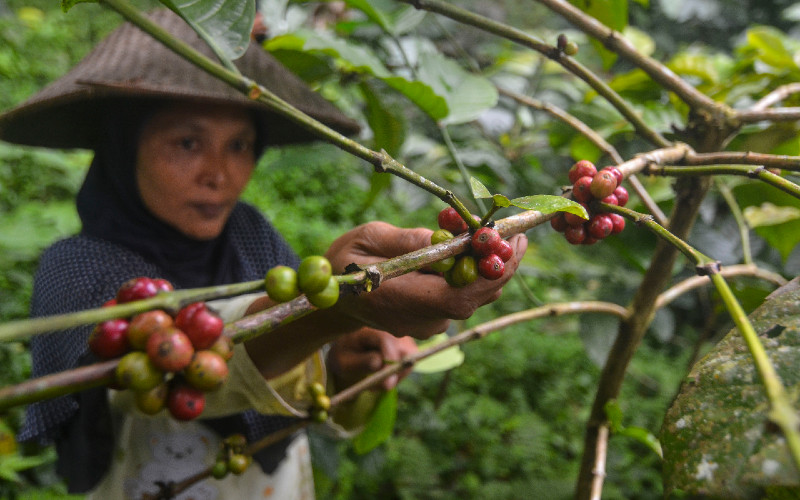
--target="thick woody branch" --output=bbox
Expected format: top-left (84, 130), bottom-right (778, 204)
top-left (737, 107), bottom-right (800, 123)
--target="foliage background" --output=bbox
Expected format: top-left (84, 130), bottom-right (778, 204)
top-left (1, 0), bottom-right (800, 498)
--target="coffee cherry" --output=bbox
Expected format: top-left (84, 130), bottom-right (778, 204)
top-left (447, 255), bottom-right (478, 287)
top-left (609, 213), bottom-right (626, 234)
top-left (564, 204), bottom-right (589, 227)
top-left (478, 254), bottom-right (505, 280)
top-left (437, 207), bottom-right (468, 235)
top-left (88, 318), bottom-right (130, 359)
top-left (590, 170), bottom-right (618, 199)
top-left (557, 33), bottom-right (567, 51)
top-left (564, 225), bottom-right (586, 245)
top-left (175, 303), bottom-right (223, 350)
top-left (116, 351), bottom-right (164, 391)
top-left (568, 160), bottom-right (597, 184)
top-left (152, 279), bottom-right (174, 293)
top-left (311, 408), bottom-right (329, 423)
top-left (224, 433), bottom-right (248, 451)
top-left (550, 214), bottom-right (568, 233)
top-left (167, 382), bottom-right (206, 421)
top-left (430, 256), bottom-right (456, 273)
top-left (613, 186), bottom-right (629, 207)
top-left (309, 382), bottom-right (326, 398)
top-left (128, 310), bottom-right (174, 350)
top-left (211, 459), bottom-right (229, 480)
top-left (471, 227), bottom-right (502, 257)
top-left (116, 277), bottom-right (160, 304)
top-left (572, 176), bottom-right (594, 203)
top-left (602, 167), bottom-right (623, 187)
top-left (209, 335), bottom-right (234, 362)
top-left (495, 239), bottom-right (514, 263)
top-left (146, 327), bottom-right (194, 373)
top-left (184, 350), bottom-right (229, 392)
top-left (315, 394), bottom-right (331, 412)
top-left (431, 229), bottom-right (454, 245)
top-left (298, 256), bottom-right (333, 295)
top-left (600, 194), bottom-right (618, 206)
top-left (587, 214), bottom-right (614, 240)
top-left (582, 236), bottom-right (598, 245)
top-left (307, 276), bottom-right (340, 309)
top-left (564, 41), bottom-right (579, 56)
top-left (265, 265), bottom-right (300, 303)
top-left (227, 453), bottom-right (251, 475)
top-left (134, 382), bottom-right (169, 415)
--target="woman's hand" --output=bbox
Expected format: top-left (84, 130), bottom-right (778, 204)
top-left (327, 328), bottom-right (417, 391)
top-left (325, 221), bottom-right (528, 339)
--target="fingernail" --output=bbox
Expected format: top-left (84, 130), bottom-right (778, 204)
top-left (385, 375), bottom-right (398, 389)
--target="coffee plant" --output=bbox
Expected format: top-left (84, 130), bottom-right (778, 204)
top-left (3, 0), bottom-right (800, 498)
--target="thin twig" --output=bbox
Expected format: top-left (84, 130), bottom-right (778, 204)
top-left (590, 425), bottom-right (609, 500)
top-left (751, 82), bottom-right (800, 111)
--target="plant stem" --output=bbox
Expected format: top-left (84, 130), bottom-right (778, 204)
top-left (439, 123), bottom-right (488, 216)
top-left (717, 180), bottom-right (753, 264)
top-left (0, 280), bottom-right (264, 343)
top-left (650, 164), bottom-right (800, 200)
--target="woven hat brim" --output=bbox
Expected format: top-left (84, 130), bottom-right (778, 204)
top-left (0, 10), bottom-right (360, 149)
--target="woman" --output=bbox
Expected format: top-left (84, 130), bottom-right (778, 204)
top-left (0, 9), bottom-right (527, 499)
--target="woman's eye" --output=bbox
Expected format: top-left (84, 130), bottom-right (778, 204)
top-left (179, 137), bottom-right (198, 151)
top-left (231, 139), bottom-right (254, 154)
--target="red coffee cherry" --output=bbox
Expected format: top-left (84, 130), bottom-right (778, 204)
top-left (582, 236), bottom-right (598, 245)
top-left (146, 327), bottom-right (195, 373)
top-left (550, 213), bottom-right (568, 233)
top-left (478, 254), bottom-right (505, 280)
top-left (437, 207), bottom-right (469, 235)
top-left (590, 170), bottom-right (618, 199)
top-left (152, 279), bottom-right (174, 293)
top-left (600, 194), bottom-right (618, 206)
top-left (128, 310), bottom-right (174, 350)
top-left (471, 227), bottom-right (502, 257)
top-left (495, 239), bottom-right (514, 262)
top-left (564, 225), bottom-right (586, 245)
top-left (602, 167), bottom-right (623, 187)
top-left (568, 160), bottom-right (597, 184)
top-left (209, 335), bottom-right (234, 362)
top-left (88, 318), bottom-right (130, 359)
top-left (564, 204), bottom-right (589, 227)
top-left (572, 176), bottom-right (594, 203)
top-left (587, 214), bottom-right (614, 240)
top-left (614, 186), bottom-right (629, 207)
top-left (175, 303), bottom-right (224, 350)
top-left (116, 277), bottom-right (160, 304)
top-left (609, 213), bottom-right (626, 234)
top-left (167, 382), bottom-right (206, 421)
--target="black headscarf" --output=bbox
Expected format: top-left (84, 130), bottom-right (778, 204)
top-left (77, 99), bottom-right (240, 288)
top-left (21, 99), bottom-right (302, 493)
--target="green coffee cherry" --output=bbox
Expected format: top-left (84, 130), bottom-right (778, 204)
top-left (307, 276), bottom-right (340, 309)
top-left (298, 256), bottom-right (333, 294)
top-left (265, 265), bottom-right (300, 303)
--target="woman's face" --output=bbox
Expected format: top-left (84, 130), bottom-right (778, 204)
top-left (136, 102), bottom-right (258, 240)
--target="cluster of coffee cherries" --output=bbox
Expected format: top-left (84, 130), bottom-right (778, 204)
top-left (432, 207), bottom-right (514, 286)
top-left (550, 160), bottom-right (628, 245)
top-left (308, 381), bottom-right (332, 423)
top-left (264, 256), bottom-right (339, 309)
top-left (211, 434), bottom-right (252, 479)
top-left (88, 277), bottom-right (233, 421)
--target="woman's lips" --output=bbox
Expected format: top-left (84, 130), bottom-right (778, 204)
top-left (191, 203), bottom-right (228, 219)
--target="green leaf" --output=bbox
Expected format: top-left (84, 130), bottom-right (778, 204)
top-left (745, 26), bottom-right (799, 71)
top-left (661, 283), bottom-right (800, 497)
top-left (492, 194), bottom-right (511, 208)
top-left (744, 203), bottom-right (800, 228)
top-left (360, 81), bottom-right (406, 157)
top-left (343, 0), bottom-right (425, 36)
top-left (733, 183), bottom-right (800, 260)
top-left (509, 195), bottom-right (589, 219)
top-left (266, 32), bottom-right (449, 120)
top-left (470, 177), bottom-right (493, 199)
top-left (353, 389), bottom-right (398, 454)
top-left (569, 0), bottom-right (628, 69)
top-left (414, 333), bottom-right (465, 374)
top-left (342, 0), bottom-right (393, 32)
top-left (160, 0), bottom-right (255, 62)
top-left (605, 400), bottom-right (662, 458)
top-left (416, 52), bottom-right (498, 125)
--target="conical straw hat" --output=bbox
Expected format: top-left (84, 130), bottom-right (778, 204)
top-left (0, 9), bottom-right (360, 148)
